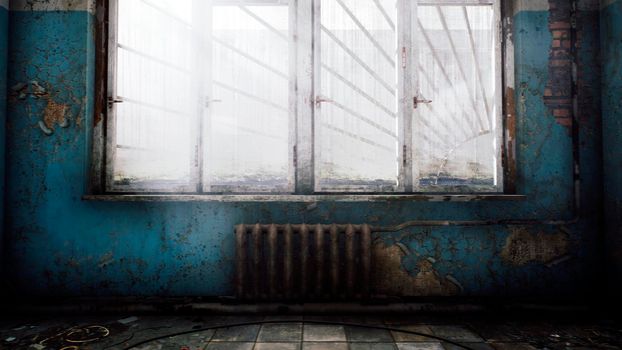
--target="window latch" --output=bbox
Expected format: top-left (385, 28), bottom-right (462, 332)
top-left (413, 96), bottom-right (432, 109)
top-left (107, 97), bottom-right (123, 109)
top-left (315, 95), bottom-right (334, 107)
top-left (205, 97), bottom-right (222, 108)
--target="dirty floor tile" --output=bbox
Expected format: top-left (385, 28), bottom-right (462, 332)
top-left (396, 342), bottom-right (445, 350)
top-left (258, 323), bottom-right (303, 342)
top-left (391, 325), bottom-right (436, 342)
top-left (302, 342), bottom-right (349, 350)
top-left (205, 342), bottom-right (255, 350)
top-left (254, 342), bottom-right (301, 350)
top-left (211, 325), bottom-right (260, 342)
top-left (303, 325), bottom-right (347, 342)
top-left (134, 330), bottom-right (213, 349)
top-left (346, 326), bottom-right (394, 342)
top-left (429, 326), bottom-right (484, 343)
top-left (443, 342), bottom-right (495, 350)
top-left (349, 343), bottom-right (399, 350)
top-left (489, 343), bottom-right (539, 350)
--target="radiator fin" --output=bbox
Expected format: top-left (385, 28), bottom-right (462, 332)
top-left (235, 224), bottom-right (372, 301)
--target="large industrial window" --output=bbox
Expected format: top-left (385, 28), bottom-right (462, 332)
top-left (102, 0), bottom-right (504, 194)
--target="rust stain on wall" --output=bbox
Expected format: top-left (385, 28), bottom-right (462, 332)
top-left (372, 242), bottom-right (460, 296)
top-left (501, 227), bottom-right (570, 266)
top-left (10, 81), bottom-right (70, 135)
top-left (43, 99), bottom-right (68, 129)
top-left (504, 87), bottom-right (517, 193)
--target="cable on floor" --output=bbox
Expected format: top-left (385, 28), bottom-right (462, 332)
top-left (121, 319), bottom-right (477, 350)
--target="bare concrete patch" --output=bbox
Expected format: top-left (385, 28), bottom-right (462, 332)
top-left (500, 227), bottom-right (570, 266)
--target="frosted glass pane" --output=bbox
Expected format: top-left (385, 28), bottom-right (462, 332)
top-left (316, 0), bottom-right (399, 192)
top-left (113, 0), bottom-right (197, 185)
top-left (413, 4), bottom-right (500, 191)
top-left (206, 4), bottom-right (290, 192)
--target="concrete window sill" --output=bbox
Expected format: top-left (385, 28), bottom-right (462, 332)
top-left (82, 194), bottom-right (527, 203)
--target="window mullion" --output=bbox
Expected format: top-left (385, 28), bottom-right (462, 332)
top-left (288, 0), bottom-right (298, 193)
top-left (295, 0), bottom-right (315, 194)
top-left (104, 0), bottom-right (119, 193)
top-left (194, 0), bottom-right (211, 193)
top-left (398, 0), bottom-right (415, 192)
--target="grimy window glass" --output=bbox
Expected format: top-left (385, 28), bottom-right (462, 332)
top-left (205, 1), bottom-right (291, 192)
top-left (413, 1), bottom-right (501, 192)
top-left (106, 0), bottom-right (503, 194)
top-left (112, 0), bottom-right (199, 190)
top-left (315, 0), bottom-right (399, 192)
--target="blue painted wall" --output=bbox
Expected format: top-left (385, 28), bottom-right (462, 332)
top-left (601, 0), bottom-right (622, 295)
top-left (0, 0), bottom-right (605, 297)
top-left (0, 1), bottom-right (8, 274)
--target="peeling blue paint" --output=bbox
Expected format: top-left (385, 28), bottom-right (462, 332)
top-left (0, 2), bottom-right (603, 297)
top-left (601, 0), bottom-right (622, 294)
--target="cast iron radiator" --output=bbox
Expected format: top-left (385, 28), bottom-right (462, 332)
top-left (235, 224), bottom-right (372, 301)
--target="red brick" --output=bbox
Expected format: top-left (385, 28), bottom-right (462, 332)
top-left (554, 109), bottom-right (571, 117)
top-left (544, 98), bottom-right (572, 105)
top-left (552, 29), bottom-right (570, 39)
top-left (556, 117), bottom-right (573, 127)
top-left (550, 59), bottom-right (571, 67)
top-left (550, 22), bottom-right (571, 30)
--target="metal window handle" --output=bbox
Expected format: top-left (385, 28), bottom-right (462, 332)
top-left (413, 96), bottom-right (432, 109)
top-left (205, 97), bottom-right (222, 108)
top-left (107, 97), bottom-right (123, 109)
top-left (315, 95), bottom-right (334, 107)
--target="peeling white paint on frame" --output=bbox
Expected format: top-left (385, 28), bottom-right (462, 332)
top-left (9, 0), bottom-right (95, 12)
top-left (513, 0), bottom-right (549, 16)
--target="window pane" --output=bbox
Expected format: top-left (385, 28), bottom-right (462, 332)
top-left (113, 0), bottom-right (197, 187)
top-left (205, 2), bottom-right (291, 192)
top-left (413, 3), bottom-right (500, 192)
top-left (315, 0), bottom-right (399, 192)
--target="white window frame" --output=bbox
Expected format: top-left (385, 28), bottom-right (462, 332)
top-left (98, 0), bottom-right (507, 195)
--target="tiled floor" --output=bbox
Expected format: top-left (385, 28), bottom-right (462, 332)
top-left (0, 314), bottom-right (620, 349)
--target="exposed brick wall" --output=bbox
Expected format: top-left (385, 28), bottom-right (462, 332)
top-left (544, 0), bottom-right (574, 129)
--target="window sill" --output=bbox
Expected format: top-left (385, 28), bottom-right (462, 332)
top-left (83, 194), bottom-right (526, 202)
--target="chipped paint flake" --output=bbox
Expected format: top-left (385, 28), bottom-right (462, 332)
top-left (43, 99), bottom-right (68, 130)
top-left (513, 0), bottom-right (550, 16)
top-left (372, 243), bottom-right (460, 296)
top-left (10, 0), bottom-right (95, 13)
